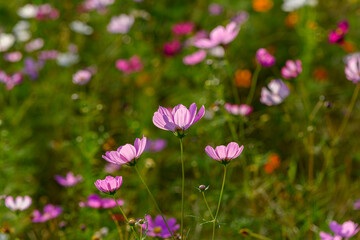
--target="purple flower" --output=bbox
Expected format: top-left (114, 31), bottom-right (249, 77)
top-left (224, 103), bottom-right (253, 116)
top-left (55, 172), bottom-right (83, 187)
top-left (38, 50), bottom-right (58, 60)
top-left (79, 194), bottom-right (124, 209)
top-left (116, 55), bottom-right (143, 74)
top-left (152, 103), bottom-right (205, 136)
top-left (5, 196), bottom-right (32, 211)
top-left (102, 136), bottom-right (147, 166)
top-left (345, 55), bottom-right (360, 84)
top-left (94, 176), bottom-right (123, 194)
top-left (107, 14), bottom-right (134, 34)
top-left (183, 50), bottom-right (207, 65)
top-left (260, 79), bottom-right (290, 106)
top-left (329, 20), bottom-right (349, 44)
top-left (32, 204), bottom-right (62, 223)
top-left (72, 69), bottom-right (92, 85)
top-left (354, 199), bottom-right (360, 210)
top-left (232, 11), bottom-right (249, 25)
top-left (208, 3), bottom-right (223, 15)
top-left (194, 22), bottom-right (240, 49)
top-left (145, 139), bottom-right (167, 152)
top-left (163, 40), bottom-right (182, 56)
top-left (256, 48), bottom-right (275, 67)
top-left (23, 57), bottom-right (44, 80)
top-left (104, 163), bottom-right (121, 173)
top-left (140, 215), bottom-right (180, 238)
top-left (172, 22), bottom-right (194, 36)
top-left (4, 51), bottom-right (22, 62)
top-left (205, 142), bottom-right (244, 165)
top-left (281, 59), bottom-right (302, 79)
top-left (320, 220), bottom-right (360, 239)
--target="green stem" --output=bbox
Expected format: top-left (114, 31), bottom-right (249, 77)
top-left (134, 165), bottom-right (176, 240)
top-left (246, 65), bottom-right (261, 105)
top-left (212, 165), bottom-right (227, 240)
top-left (109, 210), bottom-right (124, 240)
top-left (180, 138), bottom-right (185, 240)
top-left (224, 58), bottom-right (240, 104)
top-left (201, 192), bottom-right (214, 220)
top-left (113, 196), bottom-right (138, 239)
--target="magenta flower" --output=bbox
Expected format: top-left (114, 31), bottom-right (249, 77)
top-left (5, 196), bottom-right (32, 211)
top-left (194, 22), bottom-right (240, 49)
top-left (256, 48), bottom-right (275, 67)
top-left (140, 215), bottom-right (180, 238)
top-left (79, 194), bottom-right (124, 209)
top-left (95, 176), bottom-right (123, 194)
top-left (32, 204), bottom-right (62, 223)
top-left (55, 172), bottom-right (83, 187)
top-left (320, 220), bottom-right (360, 239)
top-left (329, 20), bottom-right (349, 44)
top-left (281, 60), bottom-right (302, 79)
top-left (145, 139), bottom-right (167, 152)
top-left (152, 103), bottom-right (205, 137)
top-left (0, 71), bottom-right (23, 91)
top-left (172, 22), bottom-right (194, 36)
top-left (163, 40), bottom-right (181, 56)
top-left (107, 14), bottom-right (134, 34)
top-left (116, 55), bottom-right (143, 74)
top-left (224, 103), bottom-right (253, 116)
top-left (72, 69), bottom-right (92, 85)
top-left (260, 79), bottom-right (290, 106)
top-left (102, 136), bottom-right (147, 166)
top-left (345, 55), bottom-right (360, 84)
top-left (183, 50), bottom-right (207, 65)
top-left (205, 142), bottom-right (244, 165)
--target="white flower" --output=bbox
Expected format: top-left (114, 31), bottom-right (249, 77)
top-left (0, 33), bottom-right (15, 52)
top-left (208, 46), bottom-right (225, 58)
top-left (13, 21), bottom-right (31, 42)
top-left (282, 0), bottom-right (317, 12)
top-left (70, 21), bottom-right (93, 35)
top-left (57, 52), bottom-right (79, 67)
top-left (17, 4), bottom-right (38, 18)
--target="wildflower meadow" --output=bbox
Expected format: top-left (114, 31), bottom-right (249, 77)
top-left (1, 0), bottom-right (360, 239)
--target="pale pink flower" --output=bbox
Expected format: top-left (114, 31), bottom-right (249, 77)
top-left (94, 176), bottom-right (123, 194)
top-left (345, 55), bottom-right (360, 84)
top-left (205, 142), bottom-right (244, 165)
top-left (4, 51), bottom-right (22, 62)
top-left (55, 172), bottom-right (83, 187)
top-left (183, 50), bottom-right (206, 65)
top-left (224, 103), bottom-right (253, 116)
top-left (72, 69), bottom-right (92, 85)
top-left (281, 59), bottom-right (302, 79)
top-left (5, 196), bottom-right (32, 211)
top-left (107, 14), bottom-right (134, 34)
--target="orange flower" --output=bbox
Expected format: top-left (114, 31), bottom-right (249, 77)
top-left (264, 153), bottom-right (280, 174)
top-left (341, 41), bottom-right (356, 53)
top-left (103, 137), bottom-right (116, 151)
top-left (234, 69), bottom-right (252, 88)
top-left (252, 0), bottom-right (273, 12)
top-left (313, 67), bottom-right (328, 82)
top-left (285, 12), bottom-right (299, 28)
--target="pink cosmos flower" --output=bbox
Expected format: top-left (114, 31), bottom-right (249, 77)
top-left (172, 22), bottom-right (194, 35)
top-left (104, 163), bottom-right (121, 173)
top-left (140, 215), bottom-right (180, 238)
top-left (116, 55), bottom-right (143, 74)
top-left (260, 79), bottom-right (290, 106)
top-left (95, 176), bottom-right (123, 194)
top-left (329, 20), bottom-right (349, 44)
top-left (208, 3), bottom-right (223, 15)
top-left (281, 59), bottom-right (302, 79)
top-left (145, 139), bottom-right (167, 152)
top-left (256, 48), bottom-right (275, 67)
top-left (32, 204), bottom-right (62, 223)
top-left (79, 194), bottom-right (124, 208)
top-left (345, 55), bottom-right (360, 84)
top-left (36, 4), bottom-right (59, 20)
top-left (38, 50), bottom-right (58, 60)
top-left (320, 220), bottom-right (360, 239)
top-left (194, 22), bottom-right (240, 49)
top-left (4, 51), bottom-right (22, 62)
top-left (163, 40), bottom-right (181, 56)
top-left (0, 71), bottom-right (23, 91)
top-left (102, 136), bottom-right (147, 166)
top-left (107, 14), bottom-right (134, 34)
top-left (5, 196), bottom-right (32, 211)
top-left (354, 199), bottom-right (360, 210)
top-left (183, 50), bottom-right (207, 65)
top-left (54, 172), bottom-right (83, 187)
top-left (224, 103), bottom-right (253, 116)
top-left (152, 103), bottom-right (205, 136)
top-left (205, 142), bottom-right (244, 165)
top-left (25, 38), bottom-right (44, 52)
top-left (72, 69), bottom-right (92, 85)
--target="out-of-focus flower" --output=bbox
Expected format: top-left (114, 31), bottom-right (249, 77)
top-left (232, 11), bottom-right (249, 25)
top-left (264, 153), bottom-right (281, 174)
top-left (172, 22), bottom-right (194, 36)
top-left (163, 40), bottom-right (182, 56)
top-left (285, 12), bottom-right (299, 28)
top-left (36, 4), bottom-right (59, 20)
top-left (152, 103), bottom-right (205, 136)
top-left (341, 41), bottom-right (355, 53)
top-left (329, 20), bottom-right (349, 44)
top-left (23, 57), bottom-right (44, 80)
top-left (194, 22), bottom-right (240, 49)
top-left (32, 204), bottom-right (62, 223)
top-left (25, 38), bottom-right (44, 52)
top-left (57, 52), bottom-right (79, 67)
top-left (260, 79), bottom-right (290, 106)
top-left (104, 163), bottom-right (121, 173)
top-left (282, 0), bottom-right (318, 12)
top-left (95, 176), bottom-right (123, 194)
top-left (313, 67), bottom-right (328, 82)
top-left (0, 72), bottom-right (23, 91)
top-left (183, 50), bottom-right (206, 65)
top-left (234, 69), bottom-right (252, 87)
top-left (72, 69), bottom-right (92, 85)
top-left (116, 55), bottom-right (143, 74)
top-left (13, 21), bottom-right (31, 42)
top-left (5, 196), bottom-right (32, 211)
top-left (281, 59), bottom-right (302, 79)
top-left (0, 33), bottom-right (15, 52)
top-left (79, 194), bottom-right (124, 209)
top-left (17, 4), bottom-right (38, 18)
top-left (354, 199), bottom-right (360, 210)
top-left (320, 221), bottom-right (360, 239)
top-left (55, 172), bottom-right (83, 187)
top-left (256, 48), bottom-right (275, 67)
top-left (70, 21), bottom-right (93, 35)
top-left (224, 103), bottom-right (253, 116)
top-left (145, 139), bottom-right (167, 152)
top-left (208, 3), bottom-right (223, 15)
top-left (107, 14), bottom-right (134, 34)
top-left (140, 215), bottom-right (180, 238)
top-left (82, 0), bottom-right (115, 12)
top-left (38, 50), bottom-right (58, 60)
top-left (205, 142), bottom-right (244, 165)
top-left (4, 52), bottom-right (22, 62)
top-left (253, 0), bottom-right (274, 12)
top-left (345, 55), bottom-right (360, 84)
top-left (102, 136), bottom-right (147, 166)
top-left (209, 46), bottom-right (225, 58)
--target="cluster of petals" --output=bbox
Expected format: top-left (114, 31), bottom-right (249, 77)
top-left (5, 196), bottom-right (32, 211)
top-left (95, 176), bottom-right (123, 194)
top-left (163, 40), bottom-right (182, 56)
top-left (72, 69), bottom-right (92, 85)
top-left (260, 79), bottom-right (290, 106)
top-left (107, 14), bottom-right (134, 34)
top-left (256, 48), bottom-right (276, 67)
top-left (183, 50), bottom-right (207, 65)
top-left (224, 103), bottom-right (253, 116)
top-left (320, 220), bottom-right (360, 240)
top-left (102, 136), bottom-right (147, 166)
top-left (116, 55), bottom-right (143, 74)
top-left (0, 71), bottom-right (23, 91)
top-left (55, 172), bottom-right (83, 187)
top-left (172, 22), bottom-right (194, 35)
top-left (140, 215), bottom-right (180, 238)
top-left (328, 20), bottom-right (349, 44)
top-left (281, 59), bottom-right (302, 79)
top-left (194, 22), bottom-right (240, 49)
top-left (32, 204), bottom-right (62, 223)
top-left (345, 55), bottom-right (360, 84)
top-left (79, 194), bottom-right (124, 208)
top-left (152, 103), bottom-right (205, 133)
top-left (205, 142), bottom-right (244, 165)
